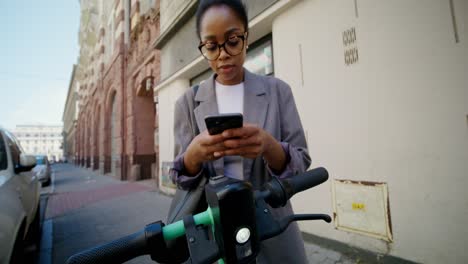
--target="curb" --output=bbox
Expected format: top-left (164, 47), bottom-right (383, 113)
top-left (302, 232), bottom-right (420, 264)
top-left (38, 168), bottom-right (55, 264)
top-left (38, 219), bottom-right (53, 264)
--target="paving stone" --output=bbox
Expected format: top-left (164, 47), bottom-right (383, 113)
top-left (339, 258), bottom-right (356, 264)
top-left (321, 258), bottom-right (337, 264)
top-left (308, 252), bottom-right (329, 263)
top-left (304, 242), bottom-right (321, 253)
top-left (327, 249), bottom-right (342, 261)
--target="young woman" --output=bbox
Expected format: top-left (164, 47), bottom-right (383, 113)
top-left (170, 0), bottom-right (311, 262)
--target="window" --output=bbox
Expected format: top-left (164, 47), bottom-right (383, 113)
top-left (4, 132), bottom-right (22, 169)
top-left (0, 133), bottom-right (7, 170)
top-left (244, 35), bottom-right (274, 76)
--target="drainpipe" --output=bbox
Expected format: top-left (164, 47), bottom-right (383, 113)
top-left (121, 0), bottom-right (131, 180)
top-left (124, 0), bottom-right (130, 46)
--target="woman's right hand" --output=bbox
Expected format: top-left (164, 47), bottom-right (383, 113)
top-left (183, 130), bottom-right (226, 175)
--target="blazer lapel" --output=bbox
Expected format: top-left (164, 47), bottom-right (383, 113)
top-left (193, 73), bottom-right (225, 175)
top-left (194, 74), bottom-right (218, 132)
top-left (242, 69), bottom-right (269, 180)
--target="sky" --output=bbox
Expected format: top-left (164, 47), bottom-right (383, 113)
top-left (0, 1), bottom-right (80, 130)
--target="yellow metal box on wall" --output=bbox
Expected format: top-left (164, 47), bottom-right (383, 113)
top-left (332, 179), bottom-right (392, 242)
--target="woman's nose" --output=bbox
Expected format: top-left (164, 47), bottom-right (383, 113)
top-left (218, 46), bottom-right (230, 60)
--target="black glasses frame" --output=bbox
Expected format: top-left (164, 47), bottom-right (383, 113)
top-left (198, 33), bottom-right (247, 61)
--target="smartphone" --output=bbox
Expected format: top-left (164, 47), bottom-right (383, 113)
top-left (205, 113), bottom-right (243, 135)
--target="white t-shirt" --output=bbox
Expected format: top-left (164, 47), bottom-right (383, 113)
top-left (215, 81), bottom-right (244, 180)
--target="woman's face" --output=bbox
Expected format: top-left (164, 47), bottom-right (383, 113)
top-left (199, 5), bottom-right (247, 85)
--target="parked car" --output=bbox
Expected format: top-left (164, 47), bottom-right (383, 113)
top-left (0, 127), bottom-right (41, 263)
top-left (33, 155), bottom-right (51, 186)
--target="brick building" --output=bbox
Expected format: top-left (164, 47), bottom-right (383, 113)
top-left (62, 65), bottom-right (79, 164)
top-left (70, 0), bottom-right (160, 181)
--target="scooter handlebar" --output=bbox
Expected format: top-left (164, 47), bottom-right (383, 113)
top-left (285, 167), bottom-right (329, 196)
top-left (264, 167), bottom-right (329, 208)
top-left (66, 230), bottom-right (147, 264)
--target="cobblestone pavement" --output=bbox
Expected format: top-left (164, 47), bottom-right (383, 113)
top-left (306, 243), bottom-right (355, 264)
top-left (45, 182), bottom-right (151, 219)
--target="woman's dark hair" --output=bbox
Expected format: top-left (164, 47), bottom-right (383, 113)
top-left (196, 0), bottom-right (248, 39)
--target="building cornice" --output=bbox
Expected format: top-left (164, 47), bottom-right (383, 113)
top-left (151, 0), bottom-right (198, 50)
top-left (62, 65), bottom-right (77, 122)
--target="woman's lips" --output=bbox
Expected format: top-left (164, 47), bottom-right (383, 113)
top-left (219, 65), bottom-right (235, 74)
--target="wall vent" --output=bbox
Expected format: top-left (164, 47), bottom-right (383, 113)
top-left (343, 27), bottom-right (359, 66)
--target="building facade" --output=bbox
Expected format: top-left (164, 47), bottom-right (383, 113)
top-left (154, 0), bottom-right (468, 263)
top-left (13, 124), bottom-right (63, 161)
top-left (62, 65), bottom-right (79, 164)
top-left (72, 0), bottom-right (161, 181)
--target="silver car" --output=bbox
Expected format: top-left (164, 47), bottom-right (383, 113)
top-left (33, 155), bottom-right (51, 186)
top-left (0, 127), bottom-right (41, 263)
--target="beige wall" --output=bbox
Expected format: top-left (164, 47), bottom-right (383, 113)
top-left (159, 0), bottom-right (197, 35)
top-left (156, 78), bottom-right (190, 194)
top-left (273, 0), bottom-right (468, 263)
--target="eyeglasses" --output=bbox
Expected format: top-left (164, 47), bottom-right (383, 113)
top-left (198, 33), bottom-right (247, 61)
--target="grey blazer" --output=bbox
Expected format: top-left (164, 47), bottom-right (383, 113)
top-left (171, 69), bottom-right (311, 263)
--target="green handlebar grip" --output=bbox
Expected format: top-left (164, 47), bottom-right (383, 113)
top-left (162, 207), bottom-right (215, 241)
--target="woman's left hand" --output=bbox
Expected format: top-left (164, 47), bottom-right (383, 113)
top-left (220, 123), bottom-right (271, 159)
top-left (220, 123), bottom-right (287, 172)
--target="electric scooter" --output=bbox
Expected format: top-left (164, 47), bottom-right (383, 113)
top-left (66, 167), bottom-right (331, 264)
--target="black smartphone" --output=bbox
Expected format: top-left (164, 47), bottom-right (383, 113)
top-left (205, 113), bottom-right (243, 135)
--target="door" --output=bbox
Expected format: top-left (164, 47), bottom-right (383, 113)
top-left (4, 131), bottom-right (38, 221)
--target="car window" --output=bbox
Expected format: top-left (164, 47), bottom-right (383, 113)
top-left (4, 132), bottom-right (22, 169)
top-left (5, 131), bottom-right (26, 153)
top-left (0, 133), bottom-right (7, 170)
top-left (35, 156), bottom-right (46, 165)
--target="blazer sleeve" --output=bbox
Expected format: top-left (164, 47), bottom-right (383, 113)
top-left (169, 92), bottom-right (204, 190)
top-left (266, 79), bottom-right (311, 178)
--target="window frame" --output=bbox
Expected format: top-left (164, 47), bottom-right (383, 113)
top-left (4, 131), bottom-right (25, 171)
top-left (244, 33), bottom-right (274, 76)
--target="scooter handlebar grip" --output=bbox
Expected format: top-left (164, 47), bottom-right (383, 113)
top-left (65, 230), bottom-right (147, 264)
top-left (284, 167), bottom-right (329, 196)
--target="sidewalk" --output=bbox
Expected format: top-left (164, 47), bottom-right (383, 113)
top-left (39, 164), bottom-right (169, 263)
